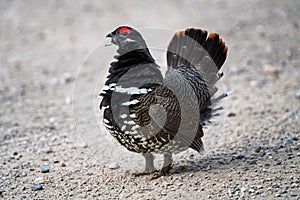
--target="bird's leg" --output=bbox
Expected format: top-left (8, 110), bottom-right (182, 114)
top-left (143, 153), bottom-right (155, 172)
top-left (151, 152), bottom-right (173, 180)
top-left (133, 153), bottom-right (156, 177)
top-left (161, 153), bottom-right (173, 174)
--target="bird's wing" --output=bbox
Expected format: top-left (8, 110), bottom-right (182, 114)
top-left (130, 85), bottom-right (204, 152)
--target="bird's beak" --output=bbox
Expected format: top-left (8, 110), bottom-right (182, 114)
top-left (106, 32), bottom-right (113, 38)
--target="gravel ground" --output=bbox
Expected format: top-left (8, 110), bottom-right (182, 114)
top-left (1, 0), bottom-right (299, 199)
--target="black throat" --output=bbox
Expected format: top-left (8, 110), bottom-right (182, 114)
top-left (100, 47), bottom-right (163, 109)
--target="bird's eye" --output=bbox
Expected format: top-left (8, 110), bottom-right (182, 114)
top-left (121, 32), bottom-right (128, 36)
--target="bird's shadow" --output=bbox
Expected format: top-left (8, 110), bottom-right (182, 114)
top-left (169, 152), bottom-right (256, 175)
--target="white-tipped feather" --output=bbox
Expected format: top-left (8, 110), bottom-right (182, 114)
top-left (122, 99), bottom-right (140, 106)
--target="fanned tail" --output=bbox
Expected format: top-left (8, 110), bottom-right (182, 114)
top-left (167, 28), bottom-right (227, 70)
top-left (166, 28), bottom-right (229, 125)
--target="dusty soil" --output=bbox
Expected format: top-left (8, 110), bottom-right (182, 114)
top-left (0, 0), bottom-right (299, 199)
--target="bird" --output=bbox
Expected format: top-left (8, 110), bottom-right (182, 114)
top-left (99, 26), bottom-right (228, 178)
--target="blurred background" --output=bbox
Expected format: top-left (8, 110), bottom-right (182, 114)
top-left (0, 0), bottom-right (299, 199)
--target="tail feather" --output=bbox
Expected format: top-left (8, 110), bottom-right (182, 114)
top-left (166, 28), bottom-right (228, 126)
top-left (167, 28), bottom-right (227, 70)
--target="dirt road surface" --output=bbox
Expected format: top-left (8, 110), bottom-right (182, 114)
top-left (0, 1), bottom-right (299, 199)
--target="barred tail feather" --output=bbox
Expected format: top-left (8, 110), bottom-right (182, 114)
top-left (166, 28), bottom-right (228, 125)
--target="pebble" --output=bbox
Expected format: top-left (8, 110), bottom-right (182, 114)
top-left (79, 143), bottom-right (88, 148)
top-left (234, 154), bottom-right (245, 159)
top-left (60, 73), bottom-right (74, 84)
top-left (227, 112), bottom-right (236, 117)
top-left (0, 189), bottom-right (4, 195)
top-left (8, 58), bottom-right (21, 70)
top-left (43, 147), bottom-right (54, 154)
top-left (263, 64), bottom-right (279, 79)
top-left (290, 183), bottom-right (298, 188)
top-left (272, 183), bottom-right (280, 188)
top-left (295, 90), bottom-right (300, 99)
top-left (249, 188), bottom-right (255, 193)
top-left (160, 190), bottom-right (167, 196)
top-left (32, 184), bottom-right (43, 191)
top-left (33, 177), bottom-right (45, 184)
top-left (297, 152), bottom-right (300, 157)
top-left (251, 80), bottom-right (266, 87)
top-left (248, 160), bottom-right (257, 165)
top-left (140, 186), bottom-right (152, 191)
top-left (290, 192), bottom-right (298, 197)
top-left (255, 146), bottom-right (261, 153)
top-left (65, 97), bottom-right (72, 104)
top-left (108, 162), bottom-right (119, 170)
top-left (49, 117), bottom-right (56, 123)
top-left (285, 139), bottom-right (293, 146)
top-left (41, 166), bottom-right (50, 173)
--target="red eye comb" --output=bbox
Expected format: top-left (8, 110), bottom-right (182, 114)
top-left (119, 27), bottom-right (131, 34)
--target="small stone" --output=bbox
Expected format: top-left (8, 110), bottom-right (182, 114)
top-left (0, 189), bottom-right (4, 195)
top-left (285, 139), bottom-right (293, 146)
top-left (65, 97), bottom-right (72, 104)
top-left (240, 187), bottom-right (247, 193)
top-left (43, 147), bottom-right (54, 154)
top-left (248, 160), bottom-right (256, 165)
top-left (275, 193), bottom-right (281, 197)
top-left (292, 137), bottom-right (298, 141)
top-left (234, 154), bottom-right (245, 159)
top-left (251, 80), bottom-right (266, 87)
top-left (15, 154), bottom-right (22, 160)
top-left (281, 190), bottom-right (288, 194)
top-left (263, 64), bottom-right (279, 79)
top-left (227, 112), bottom-right (236, 117)
top-left (249, 188), bottom-right (255, 193)
top-left (256, 185), bottom-right (263, 189)
top-left (272, 183), bottom-right (280, 188)
top-left (295, 90), bottom-right (300, 99)
top-left (60, 73), bottom-right (74, 84)
top-left (8, 59), bottom-right (21, 70)
top-left (290, 183), bottom-right (298, 188)
top-left (276, 160), bottom-right (282, 165)
top-left (49, 117), bottom-right (56, 123)
top-left (255, 146), bottom-right (261, 153)
top-left (290, 192), bottom-right (298, 197)
top-left (33, 177), bottom-right (45, 184)
top-left (41, 166), bottom-right (50, 173)
top-left (140, 186), bottom-right (152, 191)
top-left (108, 162), bottom-right (119, 169)
top-left (60, 162), bottom-right (66, 167)
top-left (32, 184), bottom-right (43, 191)
top-left (297, 152), bottom-right (300, 157)
top-left (80, 143), bottom-right (88, 148)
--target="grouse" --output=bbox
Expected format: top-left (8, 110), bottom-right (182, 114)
top-left (99, 26), bottom-right (228, 178)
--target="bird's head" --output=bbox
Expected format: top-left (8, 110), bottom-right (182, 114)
top-left (106, 26), bottom-right (147, 50)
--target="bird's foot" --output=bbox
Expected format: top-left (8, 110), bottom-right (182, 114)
top-left (132, 170), bottom-right (157, 177)
top-left (150, 164), bottom-right (172, 180)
